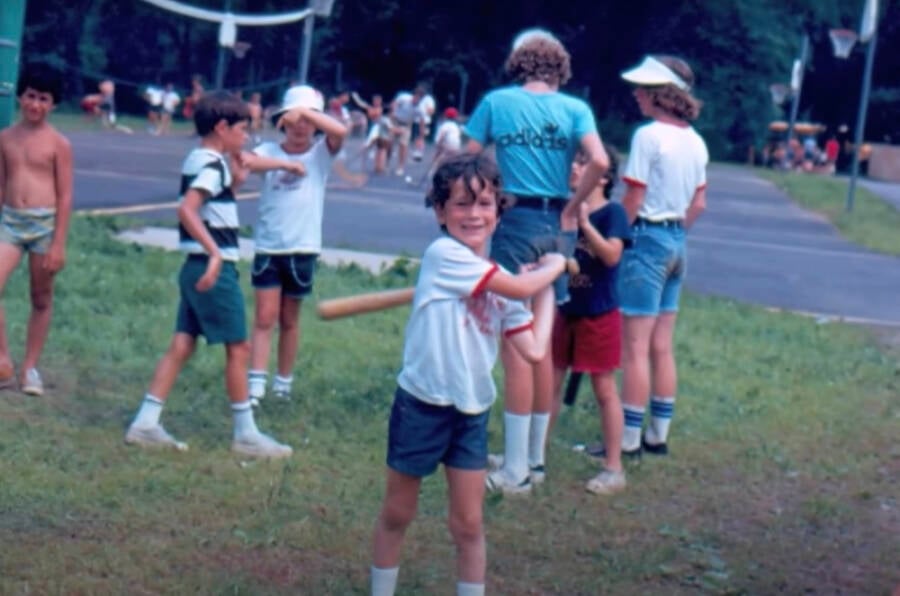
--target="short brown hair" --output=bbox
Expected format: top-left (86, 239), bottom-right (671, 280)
top-left (644, 55), bottom-right (702, 121)
top-left (505, 37), bottom-right (572, 87)
top-left (194, 90), bottom-right (250, 136)
top-left (426, 153), bottom-right (509, 216)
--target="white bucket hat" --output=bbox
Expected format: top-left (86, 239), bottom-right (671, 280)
top-left (621, 56), bottom-right (690, 91)
top-left (272, 84), bottom-right (324, 119)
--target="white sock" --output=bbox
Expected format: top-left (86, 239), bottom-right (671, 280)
top-left (232, 400), bottom-right (259, 439)
top-left (248, 370), bottom-right (268, 399)
top-left (503, 412), bottom-right (531, 481)
top-left (622, 404), bottom-right (645, 451)
top-left (371, 566), bottom-right (399, 596)
top-left (132, 394), bottom-right (164, 428)
top-left (457, 581), bottom-right (485, 596)
top-left (273, 374), bottom-right (293, 390)
top-left (646, 396), bottom-right (675, 444)
top-left (528, 412), bottom-right (550, 468)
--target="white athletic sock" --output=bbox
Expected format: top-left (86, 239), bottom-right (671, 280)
top-left (248, 370), bottom-right (268, 399)
top-left (232, 400), bottom-right (259, 439)
top-left (528, 412), bottom-right (551, 468)
top-left (273, 374), bottom-right (293, 390)
top-left (503, 412), bottom-right (531, 481)
top-left (622, 404), bottom-right (645, 451)
top-left (132, 394), bottom-right (164, 428)
top-left (457, 581), bottom-right (485, 596)
top-left (371, 566), bottom-right (399, 596)
top-left (646, 396), bottom-right (675, 444)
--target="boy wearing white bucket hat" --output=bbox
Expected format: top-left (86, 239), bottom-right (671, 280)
top-left (247, 85), bottom-right (348, 404)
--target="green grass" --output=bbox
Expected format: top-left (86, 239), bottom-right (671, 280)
top-left (46, 108), bottom-right (195, 135)
top-left (1, 216), bottom-right (898, 594)
top-left (756, 169), bottom-right (900, 256)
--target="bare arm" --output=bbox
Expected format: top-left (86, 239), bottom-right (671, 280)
top-left (240, 151), bottom-right (306, 176)
top-left (621, 184), bottom-right (646, 224)
top-left (465, 139), bottom-right (483, 154)
top-left (278, 107), bottom-right (349, 154)
top-left (45, 135), bottom-right (74, 273)
top-left (579, 206), bottom-right (625, 267)
top-left (506, 284), bottom-right (556, 363)
top-left (177, 188), bottom-right (222, 291)
top-left (684, 186), bottom-right (707, 228)
top-left (0, 134), bottom-right (6, 207)
top-left (568, 133), bottom-right (608, 207)
top-left (483, 253), bottom-right (566, 300)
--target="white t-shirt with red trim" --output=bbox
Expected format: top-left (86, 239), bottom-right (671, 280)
top-left (397, 236), bottom-right (533, 414)
top-left (622, 120), bottom-right (708, 221)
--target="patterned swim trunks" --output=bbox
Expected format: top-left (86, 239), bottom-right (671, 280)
top-left (0, 207), bottom-right (57, 254)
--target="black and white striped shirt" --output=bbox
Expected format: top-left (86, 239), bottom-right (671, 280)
top-left (177, 148), bottom-right (240, 261)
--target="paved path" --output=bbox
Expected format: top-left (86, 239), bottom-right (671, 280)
top-left (68, 131), bottom-right (900, 327)
top-left (859, 178), bottom-right (900, 211)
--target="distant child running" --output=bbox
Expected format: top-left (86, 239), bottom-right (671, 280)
top-left (0, 69), bottom-right (73, 395)
top-left (124, 91), bottom-right (303, 458)
top-left (371, 153), bottom-right (566, 596)
top-left (552, 147), bottom-right (632, 495)
top-left (246, 85), bottom-right (348, 404)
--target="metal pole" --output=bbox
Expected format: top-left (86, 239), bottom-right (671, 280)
top-left (845, 31), bottom-right (877, 213)
top-left (298, 13), bottom-right (315, 84)
top-left (785, 34), bottom-right (809, 155)
top-left (0, 0), bottom-right (27, 129)
top-left (213, 0), bottom-right (231, 89)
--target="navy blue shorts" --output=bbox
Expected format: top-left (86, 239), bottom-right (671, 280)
top-left (386, 386), bottom-right (490, 477)
top-left (250, 253), bottom-right (317, 298)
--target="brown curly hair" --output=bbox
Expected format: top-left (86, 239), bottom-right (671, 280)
top-left (643, 55), bottom-right (702, 121)
top-left (505, 37), bottom-right (572, 87)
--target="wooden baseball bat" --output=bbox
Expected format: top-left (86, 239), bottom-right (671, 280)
top-left (317, 287), bottom-right (415, 320)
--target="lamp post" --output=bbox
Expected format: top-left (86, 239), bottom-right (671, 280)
top-left (845, 0), bottom-right (880, 213)
top-left (785, 34), bottom-right (809, 150)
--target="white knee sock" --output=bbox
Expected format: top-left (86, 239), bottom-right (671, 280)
top-left (248, 370), bottom-right (268, 399)
top-left (132, 394), bottom-right (164, 428)
top-left (457, 581), bottom-right (485, 596)
top-left (622, 404), bottom-right (645, 450)
top-left (503, 412), bottom-right (530, 480)
top-left (371, 566), bottom-right (399, 596)
top-left (528, 412), bottom-right (550, 468)
top-left (646, 396), bottom-right (675, 444)
top-left (231, 400), bottom-right (259, 439)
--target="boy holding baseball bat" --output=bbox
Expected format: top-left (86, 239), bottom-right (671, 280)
top-left (370, 153), bottom-right (566, 596)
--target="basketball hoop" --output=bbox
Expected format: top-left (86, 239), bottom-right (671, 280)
top-left (232, 41), bottom-right (252, 59)
top-left (829, 28), bottom-right (858, 59)
top-left (769, 83), bottom-right (790, 106)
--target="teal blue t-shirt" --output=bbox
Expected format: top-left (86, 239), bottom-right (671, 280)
top-left (464, 86), bottom-right (597, 198)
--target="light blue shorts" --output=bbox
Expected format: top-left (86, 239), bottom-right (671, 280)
top-left (618, 222), bottom-right (687, 317)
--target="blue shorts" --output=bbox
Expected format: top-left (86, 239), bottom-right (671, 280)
top-left (618, 222), bottom-right (687, 317)
top-left (250, 253), bottom-right (317, 299)
top-left (490, 204), bottom-right (573, 303)
top-left (176, 256), bottom-right (247, 344)
top-left (387, 386), bottom-right (490, 477)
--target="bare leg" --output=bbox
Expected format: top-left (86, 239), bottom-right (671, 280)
top-left (548, 366), bottom-right (568, 434)
top-left (649, 313), bottom-right (679, 397)
top-left (446, 466), bottom-right (486, 583)
top-left (224, 340), bottom-right (251, 403)
top-left (0, 244), bottom-right (24, 372)
top-left (146, 332), bottom-right (197, 400)
top-left (249, 288), bottom-right (281, 373)
top-left (591, 371), bottom-right (623, 472)
top-left (276, 295), bottom-right (302, 378)
top-left (501, 339), bottom-right (534, 414)
top-left (372, 468), bottom-right (421, 568)
top-left (620, 315), bottom-right (656, 410)
top-left (21, 253), bottom-right (57, 372)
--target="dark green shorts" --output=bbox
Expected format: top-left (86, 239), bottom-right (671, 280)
top-left (175, 256), bottom-right (247, 344)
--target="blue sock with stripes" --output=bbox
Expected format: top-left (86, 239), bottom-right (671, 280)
top-left (646, 396), bottom-right (675, 445)
top-left (622, 405), bottom-right (645, 451)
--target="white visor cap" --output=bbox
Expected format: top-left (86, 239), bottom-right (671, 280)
top-left (621, 56), bottom-right (690, 91)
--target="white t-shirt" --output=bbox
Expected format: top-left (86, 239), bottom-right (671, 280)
top-left (162, 90), bottom-right (180, 113)
top-left (435, 120), bottom-right (462, 152)
top-left (622, 120), bottom-right (708, 220)
top-left (391, 92), bottom-right (418, 125)
top-left (252, 137), bottom-right (335, 253)
top-left (397, 236), bottom-right (533, 414)
top-left (145, 86), bottom-right (163, 106)
top-left (417, 94), bottom-right (436, 124)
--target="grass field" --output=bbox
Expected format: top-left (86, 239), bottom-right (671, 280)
top-left (756, 169), bottom-right (900, 256)
top-left (0, 216), bottom-right (897, 594)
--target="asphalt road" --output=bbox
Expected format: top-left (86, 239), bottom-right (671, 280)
top-left (70, 130), bottom-right (900, 326)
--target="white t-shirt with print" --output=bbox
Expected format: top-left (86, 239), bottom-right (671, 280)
top-left (622, 120), bottom-right (708, 220)
top-left (252, 137), bottom-right (335, 253)
top-left (435, 120), bottom-right (462, 152)
top-left (391, 92), bottom-right (418, 125)
top-left (397, 236), bottom-right (533, 414)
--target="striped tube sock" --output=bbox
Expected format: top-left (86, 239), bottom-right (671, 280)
top-left (371, 566), bottom-right (399, 596)
top-left (528, 412), bottom-right (550, 468)
top-left (622, 405), bottom-right (646, 451)
top-left (646, 396), bottom-right (675, 444)
top-left (273, 374), bottom-right (293, 393)
top-left (248, 370), bottom-right (268, 399)
top-left (132, 393), bottom-right (164, 428)
top-left (231, 400), bottom-right (259, 439)
top-left (457, 581), bottom-right (485, 596)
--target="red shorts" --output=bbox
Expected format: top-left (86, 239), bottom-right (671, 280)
top-left (551, 308), bottom-right (622, 374)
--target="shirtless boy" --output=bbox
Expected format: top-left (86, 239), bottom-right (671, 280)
top-left (0, 69), bottom-right (73, 394)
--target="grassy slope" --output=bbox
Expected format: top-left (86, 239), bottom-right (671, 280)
top-left (0, 217), bottom-right (897, 594)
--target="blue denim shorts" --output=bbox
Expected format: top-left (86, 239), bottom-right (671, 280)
top-left (618, 223), bottom-right (687, 316)
top-left (490, 205), bottom-right (574, 303)
top-left (250, 253), bottom-right (317, 298)
top-left (176, 257), bottom-right (247, 344)
top-left (387, 386), bottom-right (490, 477)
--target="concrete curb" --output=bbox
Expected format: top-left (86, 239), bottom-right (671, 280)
top-left (115, 227), bottom-right (414, 275)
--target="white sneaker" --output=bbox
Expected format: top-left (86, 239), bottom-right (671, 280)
top-left (485, 469), bottom-right (531, 495)
top-left (271, 380), bottom-right (292, 400)
top-left (487, 454), bottom-right (545, 484)
top-left (22, 368), bottom-right (44, 396)
top-left (585, 469), bottom-right (626, 495)
top-left (125, 423), bottom-right (189, 451)
top-left (232, 432), bottom-right (293, 459)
